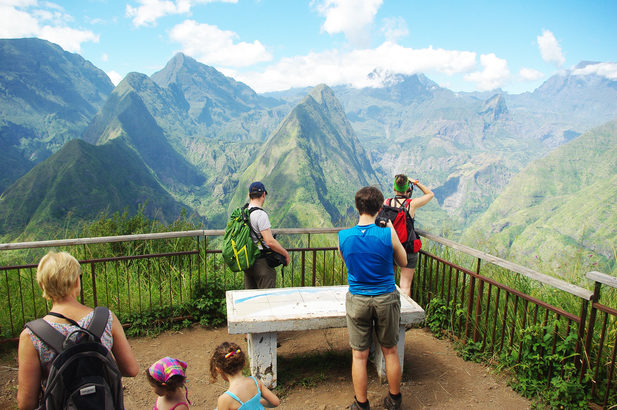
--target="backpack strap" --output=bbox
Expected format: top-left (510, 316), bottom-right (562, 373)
top-left (392, 196), bottom-right (411, 210)
top-left (25, 319), bottom-right (66, 354)
top-left (88, 306), bottom-right (110, 340)
top-left (243, 204), bottom-right (268, 250)
top-left (47, 311), bottom-right (80, 327)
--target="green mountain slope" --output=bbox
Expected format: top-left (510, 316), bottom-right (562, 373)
top-left (82, 72), bottom-right (205, 189)
top-left (0, 139), bottom-right (188, 240)
top-left (229, 84), bottom-right (379, 227)
top-left (461, 120), bottom-right (617, 276)
top-left (151, 53), bottom-right (286, 141)
top-left (0, 38), bottom-right (113, 191)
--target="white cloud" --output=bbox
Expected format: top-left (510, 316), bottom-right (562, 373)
top-left (464, 53), bottom-right (510, 91)
top-left (101, 53), bottom-right (109, 62)
top-left (537, 29), bottom-right (565, 67)
top-left (519, 67), bottom-right (544, 81)
top-left (0, 3), bottom-right (97, 52)
top-left (313, 0), bottom-right (383, 46)
top-left (0, 0), bottom-right (37, 6)
top-left (107, 70), bottom-right (123, 86)
top-left (38, 25), bottom-right (99, 52)
top-left (572, 62), bottom-right (617, 80)
top-left (170, 20), bottom-right (272, 67)
top-left (230, 42), bottom-right (477, 93)
top-left (0, 5), bottom-right (40, 37)
top-left (126, 0), bottom-right (237, 27)
top-left (381, 16), bottom-right (408, 43)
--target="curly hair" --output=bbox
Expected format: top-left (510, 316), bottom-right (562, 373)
top-left (210, 341), bottom-right (246, 382)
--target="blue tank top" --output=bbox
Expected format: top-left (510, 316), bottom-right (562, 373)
top-left (224, 376), bottom-right (263, 410)
top-left (338, 224), bottom-right (395, 295)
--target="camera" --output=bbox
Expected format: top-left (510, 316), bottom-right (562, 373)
top-left (375, 216), bottom-right (389, 227)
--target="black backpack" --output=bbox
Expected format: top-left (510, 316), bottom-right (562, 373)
top-left (377, 197), bottom-right (422, 253)
top-left (25, 306), bottom-right (124, 410)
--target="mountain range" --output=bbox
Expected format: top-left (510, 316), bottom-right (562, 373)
top-left (0, 38), bottom-right (113, 193)
top-left (1, 36), bottom-right (616, 272)
top-left (461, 119), bottom-right (617, 276)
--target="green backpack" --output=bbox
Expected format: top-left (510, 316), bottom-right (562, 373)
top-left (222, 204), bottom-right (264, 272)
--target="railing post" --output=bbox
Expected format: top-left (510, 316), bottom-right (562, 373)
top-left (582, 281), bottom-right (601, 380)
top-left (465, 275), bottom-right (476, 341)
top-left (90, 262), bottom-right (98, 307)
top-left (465, 259), bottom-right (481, 341)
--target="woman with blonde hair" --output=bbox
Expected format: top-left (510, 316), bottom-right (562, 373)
top-left (17, 251), bottom-right (139, 409)
top-left (385, 174), bottom-right (434, 297)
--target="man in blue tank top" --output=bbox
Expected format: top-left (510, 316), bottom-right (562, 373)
top-left (338, 186), bottom-right (407, 410)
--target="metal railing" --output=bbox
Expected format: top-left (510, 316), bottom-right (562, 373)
top-left (1, 228), bottom-right (615, 406)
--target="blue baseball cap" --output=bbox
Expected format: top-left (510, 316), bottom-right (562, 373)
top-left (249, 181), bottom-right (268, 195)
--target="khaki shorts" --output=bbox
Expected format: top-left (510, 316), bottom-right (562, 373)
top-left (345, 290), bottom-right (401, 351)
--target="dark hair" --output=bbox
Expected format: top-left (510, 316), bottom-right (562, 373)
top-left (249, 191), bottom-right (265, 199)
top-left (354, 186), bottom-right (384, 216)
top-left (146, 370), bottom-right (185, 392)
top-left (210, 342), bottom-right (245, 383)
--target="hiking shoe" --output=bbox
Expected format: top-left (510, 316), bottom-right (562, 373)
top-left (383, 393), bottom-right (402, 410)
top-left (349, 398), bottom-right (370, 409)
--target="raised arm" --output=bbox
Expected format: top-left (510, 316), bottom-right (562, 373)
top-left (408, 180), bottom-right (433, 216)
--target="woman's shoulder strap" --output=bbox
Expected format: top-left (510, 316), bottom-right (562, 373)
top-left (224, 390), bottom-right (244, 405)
top-left (250, 375), bottom-right (260, 389)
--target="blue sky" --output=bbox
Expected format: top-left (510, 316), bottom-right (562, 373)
top-left (1, 0), bottom-right (616, 94)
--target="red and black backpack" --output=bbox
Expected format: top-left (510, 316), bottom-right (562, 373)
top-left (377, 196), bottom-right (422, 253)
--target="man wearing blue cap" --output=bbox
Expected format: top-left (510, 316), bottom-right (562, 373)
top-left (244, 181), bottom-right (290, 289)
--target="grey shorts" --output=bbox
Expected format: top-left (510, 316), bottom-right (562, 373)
top-left (405, 251), bottom-right (419, 269)
top-left (345, 290), bottom-right (401, 351)
top-left (244, 257), bottom-right (276, 289)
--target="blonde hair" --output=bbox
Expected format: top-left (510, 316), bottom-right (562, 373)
top-left (36, 251), bottom-right (81, 300)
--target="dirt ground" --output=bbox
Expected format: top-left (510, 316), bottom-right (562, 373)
top-left (0, 325), bottom-right (530, 409)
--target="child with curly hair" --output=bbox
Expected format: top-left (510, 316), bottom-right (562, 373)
top-left (147, 357), bottom-right (191, 410)
top-left (210, 342), bottom-right (280, 409)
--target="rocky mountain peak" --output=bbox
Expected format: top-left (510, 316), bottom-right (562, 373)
top-left (479, 93), bottom-right (508, 120)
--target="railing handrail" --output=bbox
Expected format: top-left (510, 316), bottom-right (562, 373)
top-left (586, 270), bottom-right (617, 290)
top-left (417, 229), bottom-right (594, 301)
top-left (0, 228), bottom-right (346, 251)
top-left (0, 227), bottom-right (593, 300)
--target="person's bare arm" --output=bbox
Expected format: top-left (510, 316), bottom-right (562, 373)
top-left (259, 379), bottom-right (281, 407)
top-left (261, 228), bottom-right (290, 265)
top-left (17, 330), bottom-right (42, 410)
top-left (408, 180), bottom-right (433, 215)
top-left (389, 221), bottom-right (408, 267)
top-left (110, 312), bottom-right (139, 377)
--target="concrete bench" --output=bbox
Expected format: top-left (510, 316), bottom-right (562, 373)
top-left (226, 285), bottom-right (425, 388)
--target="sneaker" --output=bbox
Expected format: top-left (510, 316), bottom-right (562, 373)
top-left (383, 393), bottom-right (402, 410)
top-left (349, 398), bottom-right (370, 410)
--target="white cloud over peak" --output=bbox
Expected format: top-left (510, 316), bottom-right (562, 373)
top-left (126, 0), bottom-right (237, 27)
top-left (464, 53), bottom-right (510, 91)
top-left (38, 26), bottom-right (99, 52)
top-left (106, 70), bottom-right (123, 86)
top-left (519, 67), bottom-right (544, 81)
top-left (572, 62), bottom-right (617, 80)
top-left (537, 29), bottom-right (565, 67)
top-left (170, 20), bottom-right (272, 67)
top-left (313, 0), bottom-right (383, 46)
top-left (0, 3), bottom-right (97, 52)
top-left (381, 16), bottom-right (408, 43)
top-left (230, 42), bottom-right (477, 93)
